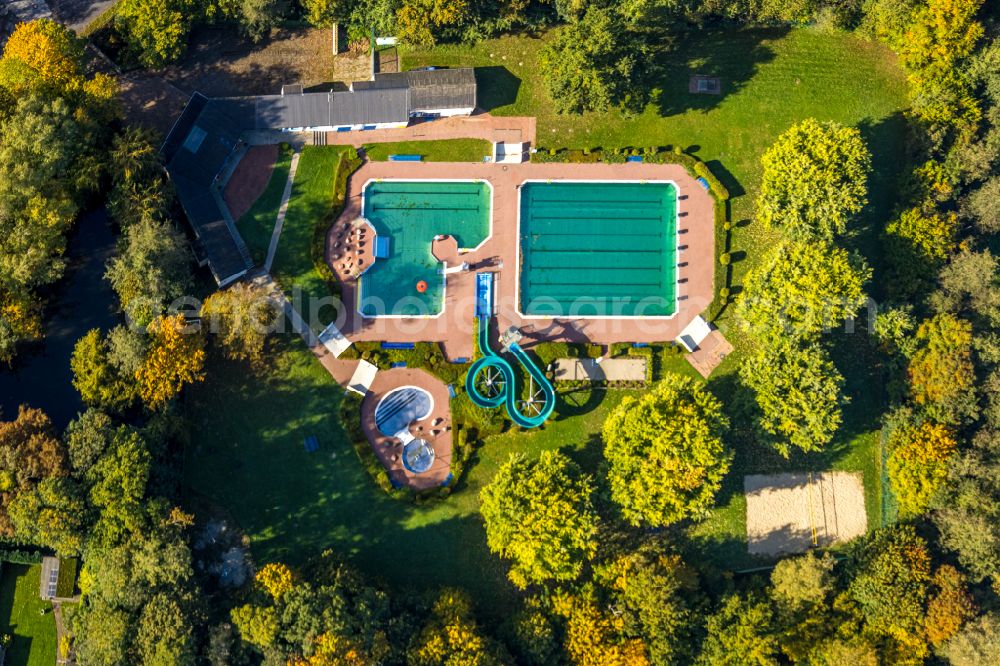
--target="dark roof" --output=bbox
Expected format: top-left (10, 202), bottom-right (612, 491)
top-left (249, 88), bottom-right (410, 129)
top-left (161, 95), bottom-right (251, 285)
top-left (399, 68), bottom-right (477, 111)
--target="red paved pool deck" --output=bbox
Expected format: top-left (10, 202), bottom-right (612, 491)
top-left (224, 144), bottom-right (278, 221)
top-left (360, 368), bottom-right (453, 490)
top-left (326, 160), bottom-right (716, 360)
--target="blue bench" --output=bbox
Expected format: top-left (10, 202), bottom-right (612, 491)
top-left (627, 155), bottom-right (644, 163)
top-left (303, 435), bottom-right (319, 453)
top-left (632, 342), bottom-right (649, 348)
top-left (448, 384), bottom-right (457, 399)
top-left (389, 154), bottom-right (422, 162)
top-left (390, 361), bottom-right (407, 368)
top-left (381, 342), bottom-right (415, 350)
top-left (696, 177), bottom-right (710, 190)
top-left (451, 357), bottom-right (469, 364)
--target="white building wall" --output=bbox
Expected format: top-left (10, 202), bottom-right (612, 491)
top-left (410, 107), bottom-right (475, 118)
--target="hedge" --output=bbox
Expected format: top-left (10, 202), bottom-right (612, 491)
top-left (0, 549), bottom-right (43, 565)
top-left (531, 146), bottom-right (730, 200)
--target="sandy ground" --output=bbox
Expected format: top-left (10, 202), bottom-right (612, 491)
top-left (744, 472), bottom-right (867, 557)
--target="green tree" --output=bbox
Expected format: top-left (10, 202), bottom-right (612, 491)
top-left (594, 544), bottom-right (703, 665)
top-left (107, 127), bottom-right (170, 230)
top-left (931, 249), bottom-right (1000, 326)
top-left (907, 313), bottom-right (976, 424)
top-left (848, 525), bottom-right (931, 647)
top-left (396, 0), bottom-right (469, 45)
top-left (407, 588), bottom-right (511, 666)
top-left (965, 176), bottom-right (1000, 234)
top-left (64, 408), bottom-right (115, 474)
top-left (0, 405), bottom-right (68, 535)
top-left (934, 429), bottom-right (1000, 583)
top-left (201, 283), bottom-right (277, 365)
top-left (137, 593), bottom-right (197, 665)
top-left (230, 605), bottom-right (280, 651)
top-left (940, 612), bottom-right (1000, 666)
top-left (301, 0), bottom-right (351, 26)
top-left (756, 118), bottom-right (871, 240)
top-left (115, 0), bottom-right (196, 67)
top-left (736, 240), bottom-right (870, 340)
top-left (541, 7), bottom-right (651, 114)
top-left (740, 339), bottom-right (845, 456)
top-left (769, 552), bottom-right (835, 612)
top-left (887, 420), bottom-right (957, 517)
top-left (479, 451), bottom-right (598, 588)
top-left (697, 594), bottom-right (779, 666)
top-left (8, 476), bottom-right (87, 555)
top-left (602, 375), bottom-right (731, 526)
top-left (87, 430), bottom-right (151, 545)
top-left (884, 206), bottom-right (959, 296)
top-left (105, 218), bottom-right (192, 328)
top-left (70, 329), bottom-right (140, 412)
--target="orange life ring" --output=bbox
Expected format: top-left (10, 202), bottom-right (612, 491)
top-left (416, 280), bottom-right (428, 293)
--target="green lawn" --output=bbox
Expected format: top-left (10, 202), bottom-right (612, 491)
top-left (363, 139), bottom-right (492, 162)
top-left (185, 334), bottom-right (645, 615)
top-left (0, 564), bottom-right (56, 666)
top-left (236, 143), bottom-right (294, 265)
top-left (271, 145), bottom-right (356, 329)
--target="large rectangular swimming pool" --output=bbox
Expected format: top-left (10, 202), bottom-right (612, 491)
top-left (518, 181), bottom-right (678, 317)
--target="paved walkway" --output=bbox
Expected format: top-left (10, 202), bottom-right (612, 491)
top-left (328, 160), bottom-right (716, 360)
top-left (264, 150), bottom-right (301, 272)
top-left (325, 112), bottom-right (536, 148)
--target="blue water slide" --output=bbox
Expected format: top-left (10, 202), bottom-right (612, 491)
top-left (465, 274), bottom-right (555, 428)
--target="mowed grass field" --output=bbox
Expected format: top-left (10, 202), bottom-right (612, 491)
top-left (271, 145), bottom-right (355, 328)
top-left (184, 334), bottom-right (641, 614)
top-left (363, 139), bottom-right (492, 162)
top-left (236, 143), bottom-right (294, 265)
top-left (0, 564), bottom-right (56, 666)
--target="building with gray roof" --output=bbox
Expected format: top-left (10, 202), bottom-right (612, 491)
top-left (162, 69), bottom-right (477, 285)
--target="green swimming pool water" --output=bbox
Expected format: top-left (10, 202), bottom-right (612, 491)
top-left (519, 181), bottom-right (677, 317)
top-left (359, 180), bottom-right (491, 317)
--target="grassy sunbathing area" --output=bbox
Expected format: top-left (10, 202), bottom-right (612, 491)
top-left (363, 139), bottom-right (492, 162)
top-left (271, 145), bottom-right (359, 329)
top-left (235, 144), bottom-right (294, 265)
top-left (0, 564), bottom-right (56, 666)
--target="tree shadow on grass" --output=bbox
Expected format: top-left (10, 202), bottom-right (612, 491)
top-left (474, 66), bottom-right (521, 112)
top-left (653, 27), bottom-right (789, 118)
top-left (851, 112), bottom-right (910, 300)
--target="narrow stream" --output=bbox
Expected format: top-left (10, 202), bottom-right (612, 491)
top-left (0, 208), bottom-right (119, 429)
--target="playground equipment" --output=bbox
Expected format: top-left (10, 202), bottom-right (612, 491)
top-left (465, 273), bottom-right (556, 428)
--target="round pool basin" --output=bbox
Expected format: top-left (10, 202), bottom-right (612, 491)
top-left (402, 438), bottom-right (435, 474)
top-left (374, 386), bottom-right (433, 438)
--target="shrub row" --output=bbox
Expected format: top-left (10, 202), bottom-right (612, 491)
top-left (532, 145), bottom-right (730, 201)
top-left (0, 549), bottom-right (44, 565)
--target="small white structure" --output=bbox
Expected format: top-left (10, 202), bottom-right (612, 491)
top-left (318, 321), bottom-right (352, 358)
top-left (494, 141), bottom-right (527, 163)
top-left (348, 360), bottom-right (379, 396)
top-left (676, 315), bottom-right (713, 352)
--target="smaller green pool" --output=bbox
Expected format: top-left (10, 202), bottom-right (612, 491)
top-left (359, 180), bottom-right (491, 317)
top-left (519, 181), bottom-right (678, 317)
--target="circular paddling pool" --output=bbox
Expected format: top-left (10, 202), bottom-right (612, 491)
top-left (402, 438), bottom-right (435, 474)
top-left (374, 386), bottom-right (433, 438)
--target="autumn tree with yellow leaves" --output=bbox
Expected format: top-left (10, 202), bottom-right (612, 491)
top-left (137, 314), bottom-right (206, 408)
